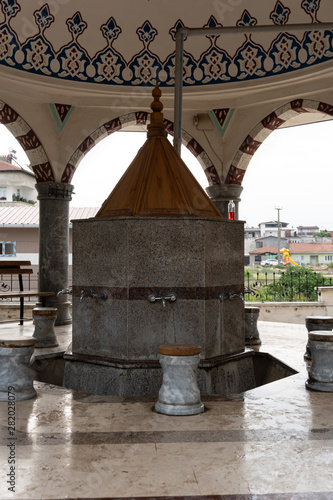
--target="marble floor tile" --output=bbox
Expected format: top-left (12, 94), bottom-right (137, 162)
top-left (0, 320), bottom-right (333, 499)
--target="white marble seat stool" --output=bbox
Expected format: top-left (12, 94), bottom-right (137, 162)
top-left (245, 306), bottom-right (261, 345)
top-left (306, 331), bottom-right (333, 392)
top-left (0, 337), bottom-right (37, 401)
top-left (32, 307), bottom-right (58, 347)
top-left (155, 343), bottom-right (204, 416)
top-left (304, 316), bottom-right (333, 360)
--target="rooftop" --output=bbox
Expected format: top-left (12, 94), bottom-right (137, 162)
top-left (1, 320), bottom-right (332, 499)
top-left (259, 221), bottom-right (290, 227)
top-left (290, 243), bottom-right (333, 253)
top-left (249, 245), bottom-right (278, 255)
top-left (0, 206), bottom-right (99, 225)
top-left (0, 158), bottom-right (34, 176)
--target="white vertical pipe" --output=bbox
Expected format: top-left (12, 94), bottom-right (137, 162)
top-left (173, 29), bottom-right (186, 155)
top-left (173, 23), bottom-right (333, 155)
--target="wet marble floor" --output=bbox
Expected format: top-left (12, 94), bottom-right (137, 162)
top-left (0, 320), bottom-right (333, 499)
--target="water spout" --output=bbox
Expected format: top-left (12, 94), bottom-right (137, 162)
top-left (147, 293), bottom-right (177, 307)
top-left (57, 287), bottom-right (72, 297)
top-left (80, 289), bottom-right (108, 302)
top-left (228, 291), bottom-right (244, 304)
top-left (219, 291), bottom-right (244, 304)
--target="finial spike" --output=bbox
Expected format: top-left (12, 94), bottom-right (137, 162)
top-left (151, 82), bottom-right (163, 113)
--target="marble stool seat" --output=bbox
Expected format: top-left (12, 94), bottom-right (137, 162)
top-left (245, 306), bottom-right (261, 345)
top-left (306, 331), bottom-right (333, 392)
top-left (32, 307), bottom-right (58, 348)
top-left (304, 316), bottom-right (333, 360)
top-left (0, 337), bottom-right (37, 401)
top-left (155, 343), bottom-right (204, 416)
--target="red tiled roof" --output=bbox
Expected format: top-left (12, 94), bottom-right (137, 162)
top-left (249, 246), bottom-right (278, 255)
top-left (0, 159), bottom-right (34, 176)
top-left (0, 206), bottom-right (98, 225)
top-left (290, 243), bottom-right (333, 254)
top-left (0, 160), bottom-right (21, 171)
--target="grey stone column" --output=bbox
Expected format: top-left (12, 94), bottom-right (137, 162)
top-left (36, 182), bottom-right (74, 325)
top-left (206, 184), bottom-right (243, 219)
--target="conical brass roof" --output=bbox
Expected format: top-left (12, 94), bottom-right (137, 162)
top-left (95, 84), bottom-right (222, 219)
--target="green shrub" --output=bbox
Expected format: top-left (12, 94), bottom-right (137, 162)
top-left (266, 266), bottom-right (325, 301)
top-left (12, 194), bottom-right (36, 204)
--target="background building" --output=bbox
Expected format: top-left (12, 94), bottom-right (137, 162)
top-left (0, 155), bottom-right (36, 204)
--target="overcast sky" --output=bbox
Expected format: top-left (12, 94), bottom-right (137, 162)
top-left (1, 119), bottom-right (333, 231)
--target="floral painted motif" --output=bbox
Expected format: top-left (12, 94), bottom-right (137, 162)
top-left (237, 10), bottom-right (257, 27)
top-left (234, 42), bottom-right (265, 78)
top-left (101, 17), bottom-right (121, 43)
top-left (198, 16), bottom-right (231, 83)
top-left (59, 45), bottom-right (88, 79)
top-left (129, 20), bottom-right (162, 85)
top-left (203, 15), bottom-right (223, 38)
top-left (169, 20), bottom-right (186, 41)
top-left (1, 0), bottom-right (19, 18)
top-left (25, 39), bottom-right (52, 72)
top-left (163, 52), bottom-right (195, 85)
top-left (136, 21), bottom-right (157, 47)
top-left (0, 5), bottom-right (330, 86)
top-left (165, 20), bottom-right (193, 84)
top-left (304, 30), bottom-right (333, 63)
top-left (200, 48), bottom-right (230, 82)
top-left (130, 51), bottom-right (161, 85)
top-left (302, 0), bottom-right (321, 21)
top-left (0, 26), bottom-right (15, 60)
top-left (34, 5), bottom-right (54, 31)
top-left (95, 49), bottom-right (125, 83)
top-left (271, 34), bottom-right (300, 71)
top-left (95, 17), bottom-right (125, 84)
top-left (67, 12), bottom-right (87, 38)
top-left (270, 2), bottom-right (291, 25)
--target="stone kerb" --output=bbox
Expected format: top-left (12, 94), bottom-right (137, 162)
top-left (248, 302), bottom-right (328, 325)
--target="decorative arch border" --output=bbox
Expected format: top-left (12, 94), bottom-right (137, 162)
top-left (225, 99), bottom-right (333, 185)
top-left (0, 99), bottom-right (53, 182)
top-left (61, 111), bottom-right (221, 186)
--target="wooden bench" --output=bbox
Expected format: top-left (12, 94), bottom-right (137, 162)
top-left (0, 261), bottom-right (54, 325)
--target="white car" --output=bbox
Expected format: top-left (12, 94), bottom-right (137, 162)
top-left (260, 259), bottom-right (280, 267)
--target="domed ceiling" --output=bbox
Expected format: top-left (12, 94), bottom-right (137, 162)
top-left (0, 0), bottom-right (332, 89)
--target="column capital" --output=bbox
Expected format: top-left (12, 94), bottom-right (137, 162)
top-left (205, 184), bottom-right (243, 202)
top-left (36, 182), bottom-right (74, 201)
top-left (206, 184), bottom-right (243, 219)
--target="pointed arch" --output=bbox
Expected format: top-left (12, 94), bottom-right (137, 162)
top-left (61, 112), bottom-right (221, 186)
top-left (0, 99), bottom-right (54, 182)
top-left (226, 99), bottom-right (333, 185)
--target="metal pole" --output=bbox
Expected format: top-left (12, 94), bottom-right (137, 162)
top-left (173, 22), bottom-right (333, 155)
top-left (276, 207), bottom-right (282, 265)
top-left (174, 29), bottom-right (186, 154)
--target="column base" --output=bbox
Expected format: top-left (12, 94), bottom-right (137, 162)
top-left (0, 387), bottom-right (37, 402)
top-left (245, 337), bottom-right (262, 346)
top-left (155, 400), bottom-right (204, 416)
top-left (305, 379), bottom-right (333, 392)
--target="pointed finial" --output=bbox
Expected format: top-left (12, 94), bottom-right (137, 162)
top-left (151, 82), bottom-right (163, 113)
top-left (147, 82), bottom-right (167, 137)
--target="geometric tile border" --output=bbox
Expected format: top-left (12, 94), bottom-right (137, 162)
top-left (62, 111), bottom-right (221, 186)
top-left (0, 99), bottom-right (53, 183)
top-left (225, 99), bottom-right (333, 185)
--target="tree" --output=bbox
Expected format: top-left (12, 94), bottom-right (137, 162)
top-left (313, 231), bottom-right (331, 238)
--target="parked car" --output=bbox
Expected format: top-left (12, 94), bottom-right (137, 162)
top-left (260, 259), bottom-right (280, 267)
